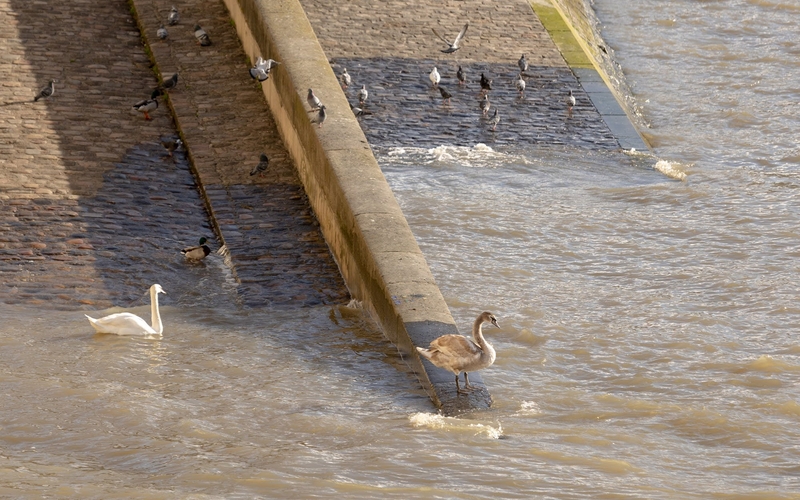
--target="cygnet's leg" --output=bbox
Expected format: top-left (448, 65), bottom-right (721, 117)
top-left (464, 372), bottom-right (474, 391)
top-left (455, 374), bottom-right (468, 395)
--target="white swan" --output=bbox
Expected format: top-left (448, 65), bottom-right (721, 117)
top-left (416, 311), bottom-right (500, 394)
top-left (85, 284), bottom-right (166, 336)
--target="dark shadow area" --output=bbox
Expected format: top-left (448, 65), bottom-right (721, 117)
top-left (330, 57), bottom-right (621, 150)
top-left (0, 0), bottom-right (347, 310)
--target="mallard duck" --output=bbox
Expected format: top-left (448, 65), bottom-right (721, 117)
top-left (34, 80), bottom-right (55, 102)
top-left (160, 136), bottom-right (182, 157)
top-left (157, 24), bottom-right (168, 41)
top-left (350, 102), bottom-right (372, 117)
top-left (194, 24), bottom-right (212, 46)
top-left (250, 153), bottom-right (269, 177)
top-left (416, 311), bottom-right (500, 394)
top-left (432, 22), bottom-right (469, 53)
top-left (132, 90), bottom-right (160, 120)
top-left (85, 284), bottom-right (165, 336)
top-left (429, 67), bottom-right (440, 88)
top-left (168, 6), bottom-right (179, 25)
top-left (181, 237), bottom-right (211, 260)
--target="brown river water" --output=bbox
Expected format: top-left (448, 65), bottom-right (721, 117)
top-left (2, 0), bottom-right (800, 498)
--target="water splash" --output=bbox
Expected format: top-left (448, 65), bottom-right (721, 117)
top-left (409, 412), bottom-right (504, 439)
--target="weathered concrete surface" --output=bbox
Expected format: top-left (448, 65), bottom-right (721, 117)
top-left (0, 0), bottom-right (347, 309)
top-left (220, 0), bottom-right (490, 413)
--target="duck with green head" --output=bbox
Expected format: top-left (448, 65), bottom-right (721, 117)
top-left (181, 237), bottom-right (211, 260)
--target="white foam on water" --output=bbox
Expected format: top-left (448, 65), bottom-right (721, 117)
top-left (654, 159), bottom-right (688, 181)
top-left (408, 412), bottom-right (504, 439)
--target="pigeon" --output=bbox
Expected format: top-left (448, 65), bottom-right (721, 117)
top-left (515, 73), bottom-right (526, 97)
top-left (255, 57), bottom-right (280, 72)
top-left (438, 86), bottom-right (452, 105)
top-left (161, 137), bottom-right (182, 157)
top-left (194, 24), bottom-right (212, 46)
top-left (566, 89), bottom-right (576, 117)
top-left (132, 89), bottom-right (161, 120)
top-left (432, 22), bottom-right (469, 53)
top-left (340, 68), bottom-right (351, 89)
top-left (249, 66), bottom-right (268, 82)
top-left (157, 24), bottom-right (168, 41)
top-left (480, 73), bottom-right (492, 93)
top-left (34, 80), bottom-right (55, 102)
top-left (312, 105), bottom-right (326, 128)
top-left (518, 54), bottom-right (528, 74)
top-left (250, 153), bottom-right (269, 177)
top-left (456, 65), bottom-right (466, 86)
top-left (480, 93), bottom-right (490, 116)
top-left (168, 6), bottom-right (179, 25)
top-left (350, 103), bottom-right (372, 117)
top-left (358, 84), bottom-right (368, 104)
top-left (182, 237), bottom-right (211, 260)
top-left (489, 108), bottom-right (500, 131)
top-left (429, 66), bottom-right (440, 88)
top-left (159, 73), bottom-right (178, 91)
top-left (307, 88), bottom-right (322, 110)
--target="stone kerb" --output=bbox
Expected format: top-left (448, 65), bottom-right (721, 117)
top-left (223, 0), bottom-right (492, 413)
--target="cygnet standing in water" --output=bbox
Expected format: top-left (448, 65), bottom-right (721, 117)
top-left (416, 311), bottom-right (500, 394)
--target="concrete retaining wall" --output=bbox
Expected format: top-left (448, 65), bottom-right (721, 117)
top-left (222, 0), bottom-right (491, 414)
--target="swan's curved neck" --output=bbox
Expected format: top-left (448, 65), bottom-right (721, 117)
top-left (472, 317), bottom-right (491, 352)
top-left (150, 287), bottom-right (163, 334)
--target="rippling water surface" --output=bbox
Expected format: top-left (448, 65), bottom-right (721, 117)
top-left (3, 0), bottom-right (800, 498)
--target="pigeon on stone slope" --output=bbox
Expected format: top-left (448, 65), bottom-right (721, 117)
top-left (307, 88), bottom-right (322, 110)
top-left (518, 54), bottom-right (528, 74)
top-left (168, 6), bottom-right (179, 25)
top-left (159, 73), bottom-right (178, 91)
top-left (515, 73), bottom-right (526, 97)
top-left (456, 65), bottom-right (466, 86)
top-left (157, 24), bottom-right (168, 41)
top-left (480, 93), bottom-right (490, 116)
top-left (34, 80), bottom-right (55, 102)
top-left (340, 68), bottom-right (351, 89)
top-left (489, 108), bottom-right (500, 131)
top-left (312, 105), bottom-right (326, 128)
top-left (439, 86), bottom-right (452, 105)
top-left (429, 67), bottom-right (440, 88)
top-left (194, 24), bottom-right (212, 46)
top-left (358, 84), bottom-right (368, 105)
top-left (250, 153), bottom-right (269, 177)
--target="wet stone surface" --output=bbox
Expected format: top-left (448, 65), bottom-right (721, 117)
top-left (331, 58), bottom-right (620, 150)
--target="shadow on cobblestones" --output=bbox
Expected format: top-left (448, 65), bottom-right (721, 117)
top-left (330, 58), bottom-right (620, 150)
top-left (0, 0), bottom-right (348, 310)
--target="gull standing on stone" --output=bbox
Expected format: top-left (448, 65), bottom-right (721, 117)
top-left (307, 88), bottom-right (322, 110)
top-left (515, 73), bottom-right (526, 97)
top-left (429, 66), bottom-right (440, 88)
top-left (358, 84), bottom-right (368, 105)
top-left (340, 68), bottom-right (351, 89)
top-left (566, 89), bottom-right (576, 117)
top-left (34, 80), bottom-right (55, 102)
top-left (250, 153), bottom-right (269, 177)
top-left (480, 93), bottom-right (490, 116)
top-left (168, 6), bottom-right (179, 25)
top-left (518, 53), bottom-right (528, 74)
top-left (194, 24), bottom-right (212, 46)
top-left (312, 105), bottom-right (326, 128)
top-left (157, 24), bottom-right (168, 41)
top-left (438, 86), bottom-right (452, 105)
top-left (432, 22), bottom-right (469, 53)
top-left (456, 65), bottom-right (466, 86)
top-left (416, 311), bottom-right (500, 394)
top-left (490, 108), bottom-right (500, 131)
